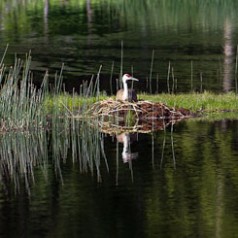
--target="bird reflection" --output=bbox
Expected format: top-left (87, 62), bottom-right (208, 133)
top-left (116, 133), bottom-right (138, 163)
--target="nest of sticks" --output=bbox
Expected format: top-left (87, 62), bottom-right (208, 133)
top-left (86, 99), bottom-right (192, 121)
top-left (84, 99), bottom-right (193, 134)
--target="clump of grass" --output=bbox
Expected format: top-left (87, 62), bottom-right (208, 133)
top-left (0, 53), bottom-right (47, 131)
top-left (44, 93), bottom-right (107, 113)
top-left (0, 49), bottom-right (110, 132)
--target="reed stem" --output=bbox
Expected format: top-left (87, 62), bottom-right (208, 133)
top-left (167, 61), bottom-right (171, 94)
top-left (120, 40), bottom-right (124, 88)
top-left (110, 61), bottom-right (114, 95)
top-left (0, 44), bottom-right (8, 67)
top-left (149, 49), bottom-right (155, 93)
top-left (235, 44), bottom-right (238, 94)
top-left (200, 71), bottom-right (203, 93)
top-left (172, 67), bottom-right (175, 94)
top-left (156, 73), bottom-right (159, 93)
top-left (191, 60), bottom-right (193, 92)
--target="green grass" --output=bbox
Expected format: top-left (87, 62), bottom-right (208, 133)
top-left (44, 93), bottom-right (108, 113)
top-left (1, 51), bottom-right (238, 133)
top-left (138, 91), bottom-right (238, 113)
top-left (45, 91), bottom-right (238, 115)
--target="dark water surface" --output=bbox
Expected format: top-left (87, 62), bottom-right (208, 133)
top-left (1, 118), bottom-right (238, 237)
top-left (1, 0), bottom-right (238, 93)
top-left (1, 1), bottom-right (238, 237)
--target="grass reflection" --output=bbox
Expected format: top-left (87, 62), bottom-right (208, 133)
top-left (51, 118), bottom-right (108, 183)
top-left (0, 115), bottom-right (112, 190)
top-left (0, 114), bottom-right (179, 193)
top-left (0, 131), bottom-right (48, 194)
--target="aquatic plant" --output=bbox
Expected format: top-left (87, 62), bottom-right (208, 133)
top-left (0, 52), bottom-right (48, 131)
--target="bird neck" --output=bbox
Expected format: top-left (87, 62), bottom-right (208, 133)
top-left (123, 80), bottom-right (128, 100)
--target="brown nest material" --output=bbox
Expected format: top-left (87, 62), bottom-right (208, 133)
top-left (92, 119), bottom-right (175, 135)
top-left (86, 99), bottom-right (192, 121)
top-left (83, 99), bottom-right (194, 134)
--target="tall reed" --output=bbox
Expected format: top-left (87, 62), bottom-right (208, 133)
top-left (235, 44), bottom-right (238, 94)
top-left (0, 53), bottom-right (48, 131)
top-left (149, 49), bottom-right (155, 94)
top-left (190, 61), bottom-right (193, 92)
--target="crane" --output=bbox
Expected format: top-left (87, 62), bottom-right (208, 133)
top-left (116, 74), bottom-right (139, 102)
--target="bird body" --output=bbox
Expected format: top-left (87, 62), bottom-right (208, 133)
top-left (116, 88), bottom-right (138, 102)
top-left (116, 74), bottom-right (139, 102)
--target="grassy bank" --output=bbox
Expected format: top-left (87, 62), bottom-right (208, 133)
top-left (139, 92), bottom-right (238, 113)
top-left (1, 52), bottom-right (238, 133)
top-left (47, 91), bottom-right (238, 114)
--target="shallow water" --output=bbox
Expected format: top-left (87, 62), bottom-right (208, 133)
top-left (1, 118), bottom-right (238, 237)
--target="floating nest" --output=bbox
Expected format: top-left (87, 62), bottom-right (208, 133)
top-left (85, 99), bottom-right (193, 134)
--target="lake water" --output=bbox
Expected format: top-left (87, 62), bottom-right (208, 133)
top-left (1, 0), bottom-right (238, 237)
top-left (1, 0), bottom-right (238, 93)
top-left (1, 118), bottom-right (238, 237)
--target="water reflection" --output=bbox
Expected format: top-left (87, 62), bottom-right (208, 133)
top-left (0, 116), bottom-right (180, 193)
top-left (116, 133), bottom-right (138, 163)
top-left (0, 118), bottom-right (238, 236)
top-left (223, 19), bottom-right (234, 92)
top-left (86, 0), bottom-right (93, 36)
top-left (43, 0), bottom-right (49, 38)
top-left (0, 131), bottom-right (48, 195)
top-left (1, 0), bottom-right (238, 92)
top-left (0, 117), bottom-right (238, 185)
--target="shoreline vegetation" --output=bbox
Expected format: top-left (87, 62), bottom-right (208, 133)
top-left (49, 91), bottom-right (238, 114)
top-left (1, 53), bottom-right (238, 133)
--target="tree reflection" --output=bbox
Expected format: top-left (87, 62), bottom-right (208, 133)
top-left (0, 117), bottom-right (238, 237)
top-left (43, 0), bottom-right (49, 38)
top-left (223, 19), bottom-right (234, 92)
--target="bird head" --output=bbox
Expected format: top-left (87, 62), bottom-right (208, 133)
top-left (122, 74), bottom-right (139, 83)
